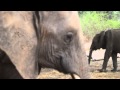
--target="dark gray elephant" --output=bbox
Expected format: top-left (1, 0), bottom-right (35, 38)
top-left (0, 11), bottom-right (90, 79)
top-left (88, 29), bottom-right (120, 72)
top-left (0, 51), bottom-right (23, 79)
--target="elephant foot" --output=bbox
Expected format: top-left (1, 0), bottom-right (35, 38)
top-left (99, 69), bottom-right (107, 72)
top-left (111, 69), bottom-right (117, 72)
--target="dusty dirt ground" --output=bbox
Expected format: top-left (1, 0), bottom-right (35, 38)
top-left (37, 39), bottom-right (120, 79)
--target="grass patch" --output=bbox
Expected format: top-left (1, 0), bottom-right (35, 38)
top-left (79, 11), bottom-right (120, 39)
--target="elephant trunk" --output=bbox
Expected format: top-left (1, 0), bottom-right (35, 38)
top-left (88, 49), bottom-right (93, 64)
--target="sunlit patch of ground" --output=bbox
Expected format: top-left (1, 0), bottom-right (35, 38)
top-left (38, 68), bottom-right (71, 79)
top-left (91, 72), bottom-right (120, 79)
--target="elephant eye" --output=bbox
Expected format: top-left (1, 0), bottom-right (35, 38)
top-left (64, 32), bottom-right (73, 44)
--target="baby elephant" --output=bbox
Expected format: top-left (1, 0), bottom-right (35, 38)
top-left (88, 29), bottom-right (120, 72)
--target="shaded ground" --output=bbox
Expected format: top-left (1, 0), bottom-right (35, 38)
top-left (38, 40), bottom-right (120, 79)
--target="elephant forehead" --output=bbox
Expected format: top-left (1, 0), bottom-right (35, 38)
top-left (41, 11), bottom-right (81, 34)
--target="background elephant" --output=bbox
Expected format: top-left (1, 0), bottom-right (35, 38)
top-left (88, 29), bottom-right (120, 72)
top-left (0, 11), bottom-right (90, 79)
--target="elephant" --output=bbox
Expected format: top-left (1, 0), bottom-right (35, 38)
top-left (88, 29), bottom-right (120, 72)
top-left (0, 11), bottom-right (40, 79)
top-left (0, 11), bottom-right (90, 79)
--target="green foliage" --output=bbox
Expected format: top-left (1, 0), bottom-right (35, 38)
top-left (79, 11), bottom-right (120, 39)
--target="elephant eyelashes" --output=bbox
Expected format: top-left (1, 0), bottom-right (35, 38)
top-left (64, 32), bottom-right (73, 44)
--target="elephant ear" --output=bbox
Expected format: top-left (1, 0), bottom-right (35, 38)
top-left (33, 11), bottom-right (41, 37)
top-left (99, 31), bottom-right (106, 48)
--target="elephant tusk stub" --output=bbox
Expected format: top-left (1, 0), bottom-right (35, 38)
top-left (71, 74), bottom-right (81, 79)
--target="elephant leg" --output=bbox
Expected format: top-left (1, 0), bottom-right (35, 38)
top-left (0, 63), bottom-right (23, 79)
top-left (111, 52), bottom-right (117, 72)
top-left (0, 53), bottom-right (23, 79)
top-left (99, 50), bottom-right (111, 72)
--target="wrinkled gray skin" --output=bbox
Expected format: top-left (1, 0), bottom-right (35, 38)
top-left (0, 11), bottom-right (90, 79)
top-left (0, 11), bottom-right (39, 79)
top-left (89, 29), bottom-right (120, 72)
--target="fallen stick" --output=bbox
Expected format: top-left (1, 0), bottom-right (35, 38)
top-left (87, 55), bottom-right (120, 61)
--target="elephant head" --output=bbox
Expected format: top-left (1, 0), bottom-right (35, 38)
top-left (88, 31), bottom-right (106, 64)
top-left (0, 11), bottom-right (90, 79)
top-left (36, 11), bottom-right (90, 79)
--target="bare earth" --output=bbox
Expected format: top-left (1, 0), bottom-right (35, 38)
top-left (38, 39), bottom-right (120, 79)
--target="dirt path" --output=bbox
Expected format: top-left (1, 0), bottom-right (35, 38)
top-left (38, 40), bottom-right (120, 79)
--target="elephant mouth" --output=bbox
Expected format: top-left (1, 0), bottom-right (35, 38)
top-left (54, 56), bottom-right (70, 74)
top-left (59, 57), bottom-right (81, 79)
top-left (59, 57), bottom-right (68, 74)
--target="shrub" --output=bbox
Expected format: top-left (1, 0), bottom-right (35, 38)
top-left (79, 11), bottom-right (120, 39)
